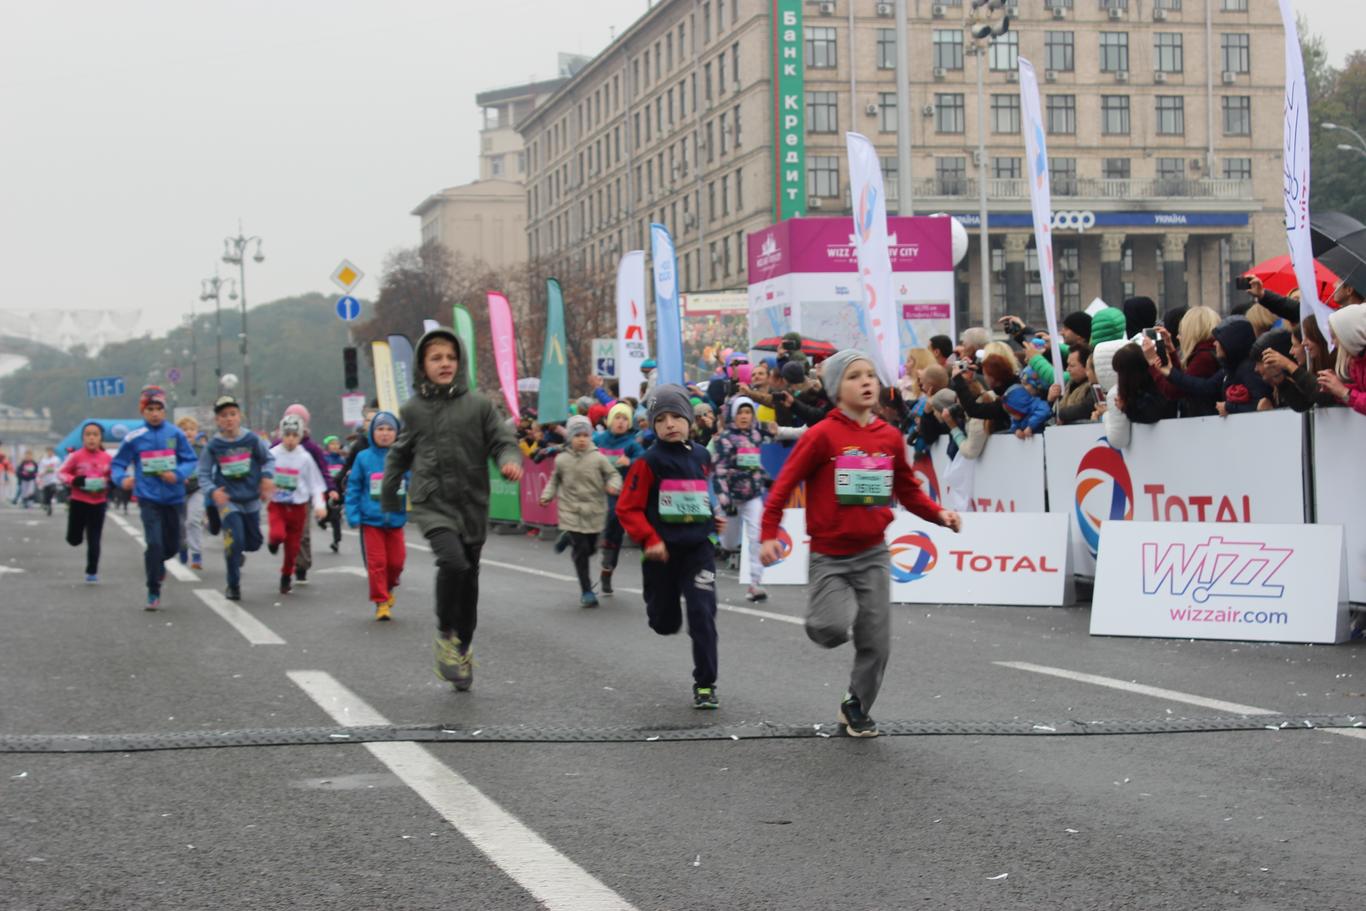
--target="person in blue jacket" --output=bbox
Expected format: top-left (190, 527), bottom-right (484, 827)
top-left (345, 412), bottom-right (408, 621)
top-left (591, 401), bottom-right (645, 595)
top-left (110, 386), bottom-right (198, 609)
top-left (198, 395), bottom-right (275, 602)
top-left (1001, 384), bottom-right (1054, 439)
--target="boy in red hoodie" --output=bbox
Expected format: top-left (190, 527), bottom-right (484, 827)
top-left (58, 421), bottom-right (113, 582)
top-left (760, 349), bottom-right (962, 737)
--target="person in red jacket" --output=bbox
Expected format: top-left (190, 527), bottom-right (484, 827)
top-left (58, 421), bottom-right (114, 582)
top-left (760, 349), bottom-right (961, 737)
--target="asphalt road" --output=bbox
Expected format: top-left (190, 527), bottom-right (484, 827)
top-left (2, 500), bottom-right (1365, 911)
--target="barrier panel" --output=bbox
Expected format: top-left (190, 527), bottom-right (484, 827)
top-left (518, 455), bottom-right (558, 527)
top-left (1092, 521), bottom-right (1349, 644)
top-left (1312, 409), bottom-right (1366, 603)
top-left (740, 508), bottom-right (809, 585)
top-left (921, 434), bottom-right (1047, 513)
top-left (886, 511), bottom-right (1074, 606)
top-left (488, 461), bottom-right (521, 524)
top-left (1043, 411), bottom-right (1308, 578)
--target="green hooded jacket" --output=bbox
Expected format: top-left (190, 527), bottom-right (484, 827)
top-left (380, 327), bottom-right (520, 543)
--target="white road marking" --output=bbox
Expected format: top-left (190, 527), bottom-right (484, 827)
top-left (996, 661), bottom-right (1366, 742)
top-left (287, 670), bottom-right (639, 911)
top-left (193, 589), bottom-right (285, 645)
top-left (107, 512), bottom-right (200, 582)
top-left (0, 566), bottom-right (25, 574)
top-left (314, 566), bottom-right (369, 577)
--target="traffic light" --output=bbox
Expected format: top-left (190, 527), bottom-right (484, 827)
top-left (343, 346), bottom-right (359, 390)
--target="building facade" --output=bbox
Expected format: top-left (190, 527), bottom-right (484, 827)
top-left (521, 0), bottom-right (1286, 327)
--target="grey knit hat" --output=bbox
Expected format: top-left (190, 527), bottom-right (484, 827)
top-left (820, 348), bottom-right (877, 401)
top-left (565, 415), bottom-right (593, 438)
top-left (647, 384), bottom-right (694, 428)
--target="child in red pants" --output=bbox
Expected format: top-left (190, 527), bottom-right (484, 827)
top-left (344, 411), bottom-right (407, 620)
top-left (267, 415), bottom-right (328, 594)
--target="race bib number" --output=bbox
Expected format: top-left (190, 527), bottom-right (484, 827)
top-left (140, 449), bottom-right (175, 475)
top-left (600, 448), bottom-right (625, 459)
top-left (370, 473), bottom-right (405, 499)
top-left (220, 452), bottom-right (251, 478)
top-left (834, 455), bottom-right (892, 505)
top-left (658, 479), bottom-right (709, 523)
top-left (84, 477), bottom-right (106, 492)
top-left (275, 467), bottom-right (299, 491)
top-left (736, 447), bottom-right (761, 470)
top-left (327, 464), bottom-right (342, 479)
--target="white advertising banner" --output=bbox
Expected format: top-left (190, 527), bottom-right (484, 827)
top-left (921, 434), bottom-right (1046, 514)
top-left (1043, 412), bottom-right (1308, 577)
top-left (1092, 521), bottom-right (1349, 644)
top-left (340, 392), bottom-right (366, 427)
top-left (886, 511), bottom-right (1074, 606)
top-left (592, 338), bottom-right (617, 378)
top-left (740, 508), bottom-right (809, 585)
top-left (615, 252), bottom-right (649, 401)
top-left (1312, 408), bottom-right (1366, 603)
top-left (1018, 57), bottom-right (1065, 380)
top-left (845, 132), bottom-right (900, 386)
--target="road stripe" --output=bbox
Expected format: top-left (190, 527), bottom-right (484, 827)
top-left (193, 589), bottom-right (285, 645)
top-left (314, 566), bottom-right (369, 577)
top-left (108, 512), bottom-right (200, 582)
top-left (996, 660), bottom-right (1366, 742)
top-left (287, 670), bottom-right (638, 911)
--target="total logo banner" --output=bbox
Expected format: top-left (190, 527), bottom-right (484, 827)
top-left (885, 511), bottom-right (1074, 607)
top-left (1091, 521), bottom-right (1349, 644)
top-left (1043, 412), bottom-right (1308, 578)
top-left (741, 508), bottom-right (809, 586)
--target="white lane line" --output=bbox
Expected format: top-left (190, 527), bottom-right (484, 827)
top-left (108, 512), bottom-right (201, 582)
top-left (996, 660), bottom-right (1366, 742)
top-left (287, 670), bottom-right (638, 911)
top-left (193, 589), bottom-right (285, 645)
top-left (315, 566), bottom-right (369, 577)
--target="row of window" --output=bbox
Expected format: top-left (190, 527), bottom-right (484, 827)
top-left (806, 91), bottom-right (1255, 137)
top-left (807, 154), bottom-right (1252, 199)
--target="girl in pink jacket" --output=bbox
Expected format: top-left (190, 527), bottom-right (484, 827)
top-left (58, 422), bottom-right (113, 582)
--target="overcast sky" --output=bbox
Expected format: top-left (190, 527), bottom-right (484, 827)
top-left (0, 0), bottom-right (1360, 336)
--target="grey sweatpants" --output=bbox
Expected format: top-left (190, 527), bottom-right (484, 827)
top-left (807, 544), bottom-right (892, 712)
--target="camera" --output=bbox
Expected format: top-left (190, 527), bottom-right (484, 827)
top-left (780, 337), bottom-right (801, 352)
top-left (1235, 276), bottom-right (1253, 291)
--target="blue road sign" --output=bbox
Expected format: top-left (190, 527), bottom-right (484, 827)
top-left (336, 296), bottom-right (361, 321)
top-left (86, 376), bottom-right (126, 399)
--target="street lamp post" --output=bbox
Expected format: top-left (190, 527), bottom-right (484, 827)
top-left (966, 1), bottom-right (1011, 329)
top-left (1322, 121), bottom-right (1366, 156)
top-left (199, 274), bottom-right (237, 391)
top-left (221, 225), bottom-right (265, 426)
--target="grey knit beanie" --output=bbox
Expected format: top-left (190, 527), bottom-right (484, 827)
top-left (647, 384), bottom-right (694, 428)
top-left (820, 349), bottom-right (877, 401)
top-left (565, 415), bottom-right (593, 438)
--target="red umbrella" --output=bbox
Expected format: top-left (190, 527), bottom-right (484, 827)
top-left (1244, 255), bottom-right (1339, 305)
top-left (752, 336), bottom-right (839, 361)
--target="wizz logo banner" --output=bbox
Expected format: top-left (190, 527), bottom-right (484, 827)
top-left (1141, 537), bottom-right (1292, 604)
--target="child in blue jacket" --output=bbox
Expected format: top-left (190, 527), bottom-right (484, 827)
top-left (1002, 384), bottom-right (1053, 438)
top-left (197, 395), bottom-right (275, 602)
top-left (346, 412), bottom-right (407, 621)
top-left (110, 385), bottom-right (198, 609)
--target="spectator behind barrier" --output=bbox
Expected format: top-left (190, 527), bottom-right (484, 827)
top-left (1002, 384), bottom-right (1052, 439)
top-left (1089, 307), bottom-right (1127, 346)
top-left (1103, 343), bottom-right (1176, 447)
top-left (1319, 305), bottom-right (1366, 415)
top-left (928, 335), bottom-right (953, 367)
top-left (1052, 343), bottom-right (1098, 425)
top-left (1156, 315), bottom-right (1269, 417)
top-left (1148, 305), bottom-right (1221, 417)
top-left (1061, 311), bottom-right (1092, 348)
top-left (1250, 329), bottom-right (1300, 411)
top-left (1122, 297), bottom-right (1158, 339)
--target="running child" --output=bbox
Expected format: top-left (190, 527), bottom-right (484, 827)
top-left (539, 414), bottom-right (621, 607)
top-left (57, 422), bottom-right (112, 582)
top-left (616, 385), bottom-right (727, 709)
top-left (110, 386), bottom-right (198, 609)
top-left (176, 416), bottom-right (206, 569)
top-left (592, 402), bottom-right (645, 594)
top-left (14, 451), bottom-right (38, 507)
top-left (760, 350), bottom-right (961, 737)
top-left (37, 447), bottom-right (62, 516)
top-left (380, 327), bottom-right (522, 690)
top-left (345, 412), bottom-right (407, 620)
top-left (268, 415), bottom-right (328, 595)
top-left (198, 395), bottom-right (275, 601)
top-left (321, 434), bottom-right (346, 553)
top-left (711, 395), bottom-right (783, 602)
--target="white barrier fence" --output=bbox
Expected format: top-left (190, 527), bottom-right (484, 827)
top-left (1311, 409), bottom-right (1366, 603)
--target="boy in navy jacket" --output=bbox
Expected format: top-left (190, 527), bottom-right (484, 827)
top-left (197, 395), bottom-right (275, 601)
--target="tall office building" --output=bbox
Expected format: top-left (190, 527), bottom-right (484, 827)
top-left (521, 0), bottom-right (1285, 326)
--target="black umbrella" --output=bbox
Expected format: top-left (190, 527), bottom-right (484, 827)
top-left (1317, 227), bottom-right (1366, 295)
top-left (1310, 211), bottom-right (1365, 258)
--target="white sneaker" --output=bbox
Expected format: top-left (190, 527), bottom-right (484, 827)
top-left (746, 585), bottom-right (768, 602)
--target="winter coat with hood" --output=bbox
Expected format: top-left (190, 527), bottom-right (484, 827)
top-left (1328, 304), bottom-right (1366, 416)
top-left (1164, 315), bottom-right (1270, 415)
top-left (345, 412), bottom-right (407, 529)
top-left (1002, 384), bottom-right (1053, 434)
top-left (381, 327), bottom-right (521, 544)
top-left (1152, 338), bottom-right (1219, 417)
top-left (710, 396), bottom-right (776, 508)
top-left (541, 439), bottom-right (621, 533)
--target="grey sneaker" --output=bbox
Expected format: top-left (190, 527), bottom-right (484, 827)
top-left (839, 695), bottom-right (879, 738)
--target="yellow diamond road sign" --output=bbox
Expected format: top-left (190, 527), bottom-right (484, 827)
top-left (330, 259), bottom-right (364, 293)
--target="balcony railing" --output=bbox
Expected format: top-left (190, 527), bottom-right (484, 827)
top-left (914, 177), bottom-right (1253, 201)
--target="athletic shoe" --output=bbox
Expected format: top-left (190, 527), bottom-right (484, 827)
top-left (580, 591), bottom-right (599, 608)
top-left (374, 599), bottom-right (392, 621)
top-left (145, 593), bottom-right (160, 611)
top-left (839, 695), bottom-right (879, 738)
top-left (329, 542), bottom-right (340, 554)
top-left (84, 574), bottom-right (98, 584)
top-left (434, 637), bottom-right (474, 691)
top-left (279, 574), bottom-right (292, 595)
top-left (295, 567), bottom-right (308, 584)
top-left (268, 541), bottom-right (280, 555)
top-left (223, 585), bottom-right (241, 601)
top-left (190, 552), bottom-right (202, 570)
top-left (692, 684), bottom-right (719, 710)
top-left (178, 549), bottom-right (188, 565)
top-left (745, 585), bottom-right (768, 603)
top-left (553, 531), bottom-right (571, 554)
top-left (600, 572), bottom-right (613, 595)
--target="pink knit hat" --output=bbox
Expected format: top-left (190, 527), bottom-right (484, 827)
top-left (283, 403), bottom-right (311, 428)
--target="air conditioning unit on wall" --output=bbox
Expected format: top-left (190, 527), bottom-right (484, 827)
top-left (1154, 72), bottom-right (1168, 84)
top-left (865, 102), bottom-right (879, 116)
top-left (1108, 7), bottom-right (1123, 20)
top-left (809, 197), bottom-right (824, 208)
top-left (818, 1), bottom-right (835, 15)
top-left (876, 2), bottom-right (893, 17)
top-left (1154, 8), bottom-right (1168, 21)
